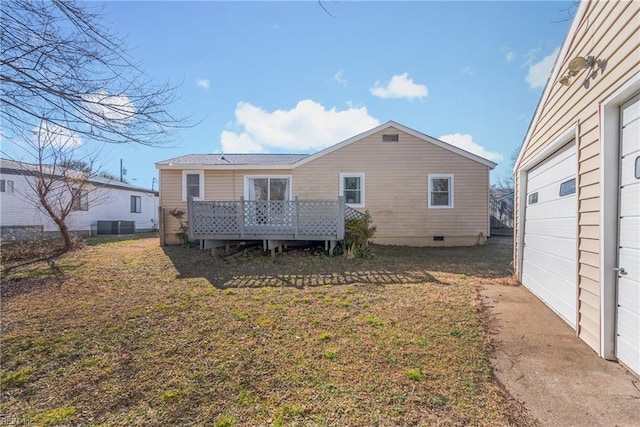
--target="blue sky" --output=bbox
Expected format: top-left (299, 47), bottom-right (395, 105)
top-left (70, 1), bottom-right (575, 188)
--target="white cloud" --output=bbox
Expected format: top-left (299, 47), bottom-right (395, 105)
top-left (34, 122), bottom-right (82, 148)
top-left (438, 133), bottom-right (503, 162)
top-left (370, 72), bottom-right (428, 100)
top-left (333, 70), bottom-right (347, 87)
top-left (84, 91), bottom-right (135, 123)
top-left (220, 130), bottom-right (265, 153)
top-left (461, 66), bottom-right (473, 76)
top-left (196, 79), bottom-right (210, 90)
top-left (525, 47), bottom-right (559, 89)
top-left (221, 99), bottom-right (379, 153)
top-left (506, 51), bottom-right (515, 62)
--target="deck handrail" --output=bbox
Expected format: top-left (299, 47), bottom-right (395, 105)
top-left (187, 196), bottom-right (346, 241)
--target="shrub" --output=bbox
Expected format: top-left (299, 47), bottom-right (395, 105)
top-left (343, 211), bottom-right (376, 258)
top-left (0, 236), bottom-right (82, 263)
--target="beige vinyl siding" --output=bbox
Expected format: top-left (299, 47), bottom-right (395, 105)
top-left (159, 128), bottom-right (491, 246)
top-left (159, 169), bottom-right (294, 244)
top-left (515, 0), bottom-right (640, 351)
top-left (295, 129), bottom-right (490, 246)
top-left (204, 170), bottom-right (235, 200)
top-left (158, 170), bottom-right (183, 244)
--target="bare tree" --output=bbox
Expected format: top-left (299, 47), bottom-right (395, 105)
top-left (1, 0), bottom-right (185, 147)
top-left (1, 0), bottom-right (186, 251)
top-left (9, 126), bottom-right (112, 251)
top-left (493, 146), bottom-right (520, 193)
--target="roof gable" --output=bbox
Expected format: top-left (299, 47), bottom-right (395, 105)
top-left (294, 121), bottom-right (497, 169)
top-left (156, 121), bottom-right (497, 170)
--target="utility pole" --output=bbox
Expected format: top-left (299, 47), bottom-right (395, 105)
top-left (119, 159), bottom-right (127, 183)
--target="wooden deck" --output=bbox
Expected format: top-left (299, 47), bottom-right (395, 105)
top-left (187, 196), bottom-right (347, 243)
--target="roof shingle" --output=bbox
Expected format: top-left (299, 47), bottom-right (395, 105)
top-left (156, 153), bottom-right (308, 167)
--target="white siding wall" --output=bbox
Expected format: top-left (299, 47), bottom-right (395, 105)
top-left (0, 171), bottom-right (158, 233)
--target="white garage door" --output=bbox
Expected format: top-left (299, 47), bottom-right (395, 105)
top-left (617, 94), bottom-right (640, 376)
top-left (522, 142), bottom-right (577, 328)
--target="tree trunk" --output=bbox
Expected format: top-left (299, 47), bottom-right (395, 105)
top-left (54, 217), bottom-right (74, 252)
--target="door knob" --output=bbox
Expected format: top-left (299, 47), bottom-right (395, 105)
top-left (614, 267), bottom-right (627, 276)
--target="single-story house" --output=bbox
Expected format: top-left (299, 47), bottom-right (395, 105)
top-left (156, 121), bottom-right (497, 248)
top-left (0, 158), bottom-right (159, 240)
top-left (513, 0), bottom-right (639, 376)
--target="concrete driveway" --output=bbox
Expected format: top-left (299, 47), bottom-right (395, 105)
top-left (481, 284), bottom-right (640, 427)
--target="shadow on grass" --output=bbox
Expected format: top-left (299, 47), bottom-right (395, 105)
top-left (1, 259), bottom-right (84, 299)
top-left (161, 236), bottom-right (513, 289)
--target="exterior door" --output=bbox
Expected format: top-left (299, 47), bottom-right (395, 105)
top-left (616, 94), bottom-right (640, 376)
top-left (246, 177), bottom-right (290, 201)
top-left (522, 142), bottom-right (578, 328)
top-left (245, 177), bottom-right (291, 226)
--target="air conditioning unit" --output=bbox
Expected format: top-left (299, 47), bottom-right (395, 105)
top-left (96, 220), bottom-right (135, 235)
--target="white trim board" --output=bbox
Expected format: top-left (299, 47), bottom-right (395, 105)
top-left (599, 72), bottom-right (640, 360)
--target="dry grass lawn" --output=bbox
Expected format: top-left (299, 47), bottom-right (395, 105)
top-left (0, 236), bottom-right (529, 426)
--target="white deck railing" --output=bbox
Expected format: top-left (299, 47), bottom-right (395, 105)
top-left (187, 196), bottom-right (346, 241)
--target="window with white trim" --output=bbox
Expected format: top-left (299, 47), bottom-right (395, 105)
top-left (131, 195), bottom-right (141, 213)
top-left (428, 174), bottom-right (454, 208)
top-left (72, 188), bottom-right (89, 211)
top-left (182, 170), bottom-right (204, 201)
top-left (339, 173), bottom-right (365, 207)
top-left (0, 179), bottom-right (14, 193)
top-left (244, 176), bottom-right (291, 201)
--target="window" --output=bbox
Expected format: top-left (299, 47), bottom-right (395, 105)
top-left (528, 192), bottom-right (538, 205)
top-left (182, 170), bottom-right (204, 201)
top-left (245, 176), bottom-right (291, 201)
top-left (339, 173), bottom-right (365, 207)
top-left (382, 134), bottom-right (399, 142)
top-left (559, 178), bottom-right (576, 196)
top-left (72, 189), bottom-right (89, 211)
top-left (131, 195), bottom-right (141, 213)
top-left (0, 179), bottom-right (14, 193)
top-left (186, 174), bottom-right (200, 197)
top-left (428, 174), bottom-right (453, 208)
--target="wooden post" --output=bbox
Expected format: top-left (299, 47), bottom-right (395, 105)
top-left (337, 196), bottom-right (345, 240)
top-left (187, 196), bottom-right (194, 241)
top-left (158, 206), bottom-right (165, 246)
top-left (294, 196), bottom-right (299, 239)
top-left (239, 197), bottom-right (245, 238)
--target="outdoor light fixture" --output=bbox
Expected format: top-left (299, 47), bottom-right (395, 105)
top-left (558, 55), bottom-right (600, 87)
top-left (567, 55), bottom-right (594, 73)
top-left (559, 74), bottom-right (574, 86)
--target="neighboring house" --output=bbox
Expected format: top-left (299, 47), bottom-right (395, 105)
top-left (0, 158), bottom-right (159, 240)
top-left (490, 190), bottom-right (514, 236)
top-left (513, 0), bottom-right (639, 376)
top-left (156, 121), bottom-right (496, 248)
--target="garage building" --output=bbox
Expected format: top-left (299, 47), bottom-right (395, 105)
top-left (513, 0), bottom-right (639, 377)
